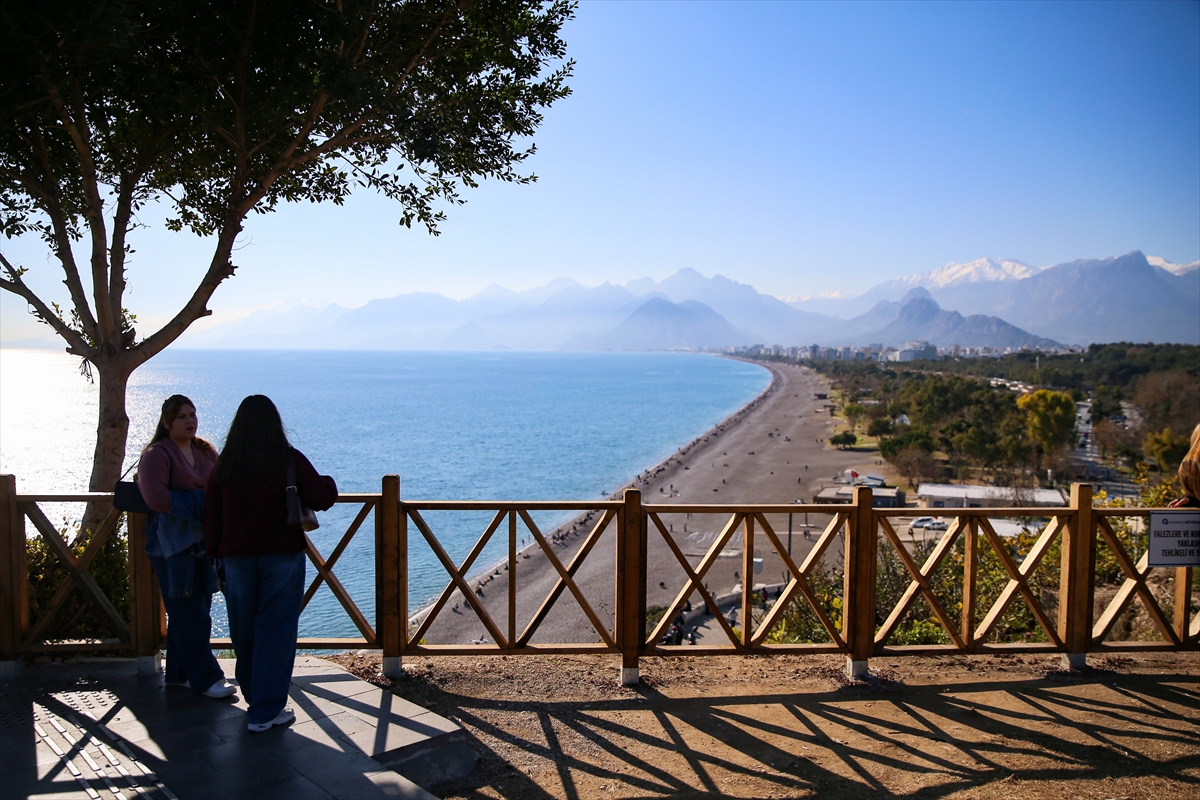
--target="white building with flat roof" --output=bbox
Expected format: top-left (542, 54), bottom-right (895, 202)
top-left (916, 483), bottom-right (1065, 509)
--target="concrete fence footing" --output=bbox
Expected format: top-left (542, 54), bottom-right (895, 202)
top-left (136, 654), bottom-right (161, 676)
top-left (1061, 653), bottom-right (1087, 670)
top-left (845, 658), bottom-right (869, 679)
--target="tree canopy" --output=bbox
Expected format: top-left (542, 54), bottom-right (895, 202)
top-left (0, 0), bottom-right (574, 496)
top-left (1017, 389), bottom-right (1077, 455)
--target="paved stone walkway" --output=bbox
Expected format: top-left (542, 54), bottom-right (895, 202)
top-left (1, 657), bottom-right (470, 800)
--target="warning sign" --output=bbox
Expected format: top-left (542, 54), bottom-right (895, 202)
top-left (1148, 511), bottom-right (1200, 567)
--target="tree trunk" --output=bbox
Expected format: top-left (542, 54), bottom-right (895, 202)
top-left (82, 355), bottom-right (135, 538)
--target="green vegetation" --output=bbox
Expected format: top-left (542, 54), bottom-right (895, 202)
top-left (829, 431), bottom-right (858, 449)
top-left (1, 0), bottom-right (575, 507)
top-left (870, 343), bottom-right (1199, 392)
top-left (788, 344), bottom-right (1199, 480)
top-left (765, 469), bottom-right (1186, 648)
top-left (27, 519), bottom-right (129, 642)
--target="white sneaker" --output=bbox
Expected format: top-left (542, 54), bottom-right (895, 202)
top-left (201, 679), bottom-right (236, 699)
top-left (247, 707), bottom-right (295, 733)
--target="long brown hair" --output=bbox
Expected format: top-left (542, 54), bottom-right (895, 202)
top-left (1179, 423), bottom-right (1200, 499)
top-left (146, 394), bottom-right (214, 452)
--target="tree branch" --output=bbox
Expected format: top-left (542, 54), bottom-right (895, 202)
top-left (107, 177), bottom-right (135, 329)
top-left (45, 80), bottom-right (115, 344)
top-left (0, 252), bottom-right (94, 356)
top-left (132, 227), bottom-right (238, 362)
top-left (22, 125), bottom-right (100, 342)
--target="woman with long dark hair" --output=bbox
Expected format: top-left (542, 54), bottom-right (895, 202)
top-left (204, 395), bottom-right (337, 732)
top-left (136, 395), bottom-right (233, 698)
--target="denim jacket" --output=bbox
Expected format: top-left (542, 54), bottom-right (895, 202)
top-left (145, 489), bottom-right (216, 597)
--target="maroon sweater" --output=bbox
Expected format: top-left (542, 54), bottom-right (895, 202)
top-left (204, 449), bottom-right (338, 558)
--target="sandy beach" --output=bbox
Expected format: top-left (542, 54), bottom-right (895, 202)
top-left (415, 360), bottom-right (882, 647)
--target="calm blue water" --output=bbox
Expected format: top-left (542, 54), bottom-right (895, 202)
top-left (1, 349), bottom-right (769, 638)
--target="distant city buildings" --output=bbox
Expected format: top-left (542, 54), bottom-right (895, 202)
top-left (715, 340), bottom-right (1083, 362)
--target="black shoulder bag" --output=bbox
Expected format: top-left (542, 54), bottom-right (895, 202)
top-left (113, 460), bottom-right (155, 514)
top-left (286, 454), bottom-right (320, 532)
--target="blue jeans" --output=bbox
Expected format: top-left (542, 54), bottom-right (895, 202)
top-left (149, 555), bottom-right (225, 693)
top-left (222, 553), bottom-right (304, 724)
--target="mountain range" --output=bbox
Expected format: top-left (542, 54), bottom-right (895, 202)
top-left (160, 250), bottom-right (1198, 351)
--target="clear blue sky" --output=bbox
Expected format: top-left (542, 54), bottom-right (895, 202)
top-left (2, 0), bottom-right (1198, 342)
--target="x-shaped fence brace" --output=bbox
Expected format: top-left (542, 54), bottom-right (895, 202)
top-left (19, 503), bottom-right (130, 645)
top-left (972, 515), bottom-right (1065, 646)
top-left (1091, 514), bottom-right (1185, 646)
top-left (875, 516), bottom-right (970, 649)
top-left (876, 515), bottom-right (1069, 650)
top-left (645, 510), bottom-right (850, 651)
top-left (301, 499), bottom-right (378, 644)
top-left (407, 507), bottom-right (618, 651)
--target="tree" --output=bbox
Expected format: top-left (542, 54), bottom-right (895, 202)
top-left (830, 432), bottom-right (857, 450)
top-left (892, 445), bottom-right (937, 489)
top-left (1, 1), bottom-right (574, 507)
top-left (879, 429), bottom-right (934, 461)
top-left (1093, 419), bottom-right (1141, 466)
top-left (866, 417), bottom-right (893, 438)
top-left (1017, 390), bottom-right (1076, 456)
top-left (1144, 427), bottom-right (1190, 473)
top-left (1134, 372), bottom-right (1200, 439)
top-left (843, 403), bottom-right (866, 433)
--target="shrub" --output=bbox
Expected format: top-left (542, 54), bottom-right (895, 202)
top-left (26, 517), bottom-right (130, 643)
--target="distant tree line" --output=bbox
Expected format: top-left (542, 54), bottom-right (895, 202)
top-left (768, 343), bottom-right (1198, 479)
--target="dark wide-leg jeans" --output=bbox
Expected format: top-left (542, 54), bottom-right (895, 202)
top-left (148, 555), bottom-right (225, 693)
top-left (222, 552), bottom-right (304, 725)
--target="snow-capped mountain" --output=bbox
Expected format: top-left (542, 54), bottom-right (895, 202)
top-left (894, 257), bottom-right (1041, 288)
top-left (790, 251), bottom-right (1198, 344)
top-left (1146, 256), bottom-right (1200, 276)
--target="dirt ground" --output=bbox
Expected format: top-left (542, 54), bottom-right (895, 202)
top-left (325, 650), bottom-right (1200, 799)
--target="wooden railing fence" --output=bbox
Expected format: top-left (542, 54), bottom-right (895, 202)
top-left (1, 475), bottom-right (1195, 683)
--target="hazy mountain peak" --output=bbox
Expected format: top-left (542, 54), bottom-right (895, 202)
top-left (625, 276), bottom-right (659, 295)
top-left (470, 283), bottom-right (517, 300)
top-left (900, 286), bottom-right (933, 304)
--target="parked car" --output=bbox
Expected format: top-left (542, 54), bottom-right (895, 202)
top-left (926, 519), bottom-right (949, 531)
top-left (910, 516), bottom-right (935, 529)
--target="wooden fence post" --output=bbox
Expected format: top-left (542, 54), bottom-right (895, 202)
top-left (615, 488), bottom-right (645, 686)
top-left (0, 475), bottom-right (28, 679)
top-left (741, 514), bottom-right (754, 648)
top-left (962, 519), bottom-right (978, 649)
top-left (1059, 483), bottom-right (1094, 669)
top-left (126, 511), bottom-right (163, 675)
top-left (378, 475), bottom-right (403, 678)
top-left (843, 486), bottom-right (876, 678)
top-left (1175, 567), bottom-right (1194, 644)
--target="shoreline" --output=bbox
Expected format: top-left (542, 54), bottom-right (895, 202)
top-left (407, 355), bottom-right (782, 628)
top-left (411, 360), bottom-right (883, 645)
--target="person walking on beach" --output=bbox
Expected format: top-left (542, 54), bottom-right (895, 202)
top-left (205, 395), bottom-right (338, 732)
top-left (137, 395), bottom-right (234, 698)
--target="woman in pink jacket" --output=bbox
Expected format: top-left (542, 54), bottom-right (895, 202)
top-left (136, 395), bottom-right (234, 698)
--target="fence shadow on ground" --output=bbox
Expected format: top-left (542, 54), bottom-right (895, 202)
top-left (420, 670), bottom-right (1200, 799)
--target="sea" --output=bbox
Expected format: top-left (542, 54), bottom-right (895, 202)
top-left (0, 348), bottom-right (770, 638)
